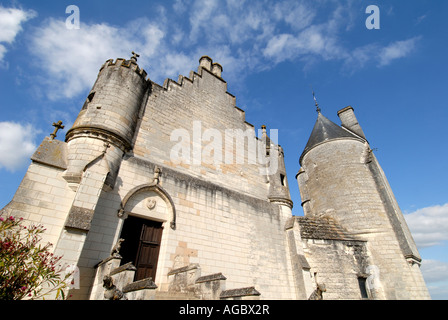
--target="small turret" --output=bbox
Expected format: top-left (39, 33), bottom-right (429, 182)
top-left (262, 125), bottom-right (293, 211)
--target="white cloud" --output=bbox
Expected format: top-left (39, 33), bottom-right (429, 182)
top-left (420, 259), bottom-right (448, 283)
top-left (273, 1), bottom-right (316, 31)
top-left (24, 1), bottom-right (422, 101)
top-left (378, 37), bottom-right (421, 66)
top-left (161, 52), bottom-right (196, 79)
top-left (264, 34), bottom-right (293, 59)
top-left (0, 122), bottom-right (39, 171)
top-left (29, 18), bottom-right (165, 99)
top-left (188, 0), bottom-right (219, 42)
top-left (0, 45), bottom-right (6, 61)
top-left (0, 6), bottom-right (36, 61)
top-left (263, 23), bottom-right (346, 65)
top-left (344, 43), bottom-right (378, 70)
top-left (342, 37), bottom-right (421, 73)
top-left (420, 259), bottom-right (448, 300)
top-left (405, 203), bottom-right (448, 248)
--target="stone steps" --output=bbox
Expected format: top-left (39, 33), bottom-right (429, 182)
top-left (91, 255), bottom-right (261, 300)
top-left (154, 291), bottom-right (200, 300)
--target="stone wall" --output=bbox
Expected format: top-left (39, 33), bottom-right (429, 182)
top-left (296, 217), bottom-right (369, 299)
top-left (133, 59), bottom-right (273, 200)
top-left (69, 155), bottom-right (295, 299)
top-left (1, 139), bottom-right (74, 251)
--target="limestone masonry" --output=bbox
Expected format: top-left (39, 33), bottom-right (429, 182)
top-left (1, 54), bottom-right (430, 300)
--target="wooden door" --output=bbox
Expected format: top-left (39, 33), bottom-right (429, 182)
top-left (134, 221), bottom-right (163, 281)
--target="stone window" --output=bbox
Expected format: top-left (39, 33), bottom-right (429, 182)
top-left (82, 91), bottom-right (96, 110)
top-left (358, 277), bottom-right (369, 299)
top-left (280, 174), bottom-right (286, 186)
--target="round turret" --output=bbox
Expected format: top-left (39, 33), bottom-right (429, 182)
top-left (260, 125), bottom-right (293, 217)
top-left (66, 56), bottom-right (150, 149)
top-left (298, 111), bottom-right (388, 234)
top-left (63, 54), bottom-right (150, 189)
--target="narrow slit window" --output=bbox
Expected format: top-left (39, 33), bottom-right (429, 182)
top-left (87, 91), bottom-right (95, 102)
top-left (82, 91), bottom-right (96, 110)
top-left (358, 277), bottom-right (369, 299)
top-left (280, 174), bottom-right (286, 186)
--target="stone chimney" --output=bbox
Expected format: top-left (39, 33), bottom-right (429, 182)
top-left (199, 56), bottom-right (212, 71)
top-left (337, 106), bottom-right (366, 140)
top-left (212, 62), bottom-right (223, 77)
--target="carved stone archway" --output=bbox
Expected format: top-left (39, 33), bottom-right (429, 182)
top-left (118, 181), bottom-right (176, 230)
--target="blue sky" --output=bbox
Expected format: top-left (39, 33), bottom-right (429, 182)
top-left (0, 0), bottom-right (447, 299)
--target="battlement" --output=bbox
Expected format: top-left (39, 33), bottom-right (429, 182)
top-left (99, 58), bottom-right (150, 82)
top-left (152, 56), bottom-right (253, 128)
top-left (160, 55), bottom-right (225, 91)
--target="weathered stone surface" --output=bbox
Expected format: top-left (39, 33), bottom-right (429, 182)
top-left (65, 206), bottom-right (94, 231)
top-left (220, 287), bottom-right (261, 299)
top-left (196, 273), bottom-right (227, 283)
top-left (297, 216), bottom-right (362, 241)
top-left (110, 262), bottom-right (137, 276)
top-left (123, 278), bottom-right (158, 293)
top-left (31, 137), bottom-right (68, 169)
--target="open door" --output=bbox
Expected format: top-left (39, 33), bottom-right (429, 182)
top-left (119, 216), bottom-right (163, 281)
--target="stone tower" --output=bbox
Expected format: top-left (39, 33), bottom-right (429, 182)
top-left (48, 55), bottom-right (152, 276)
top-left (63, 53), bottom-right (150, 191)
top-left (296, 106), bottom-right (430, 299)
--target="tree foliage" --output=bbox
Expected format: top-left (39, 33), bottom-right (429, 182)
top-left (0, 213), bottom-right (70, 300)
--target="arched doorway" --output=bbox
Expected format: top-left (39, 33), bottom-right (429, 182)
top-left (116, 178), bottom-right (176, 283)
top-left (119, 215), bottom-right (164, 281)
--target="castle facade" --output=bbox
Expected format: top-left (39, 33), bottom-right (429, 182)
top-left (1, 54), bottom-right (430, 300)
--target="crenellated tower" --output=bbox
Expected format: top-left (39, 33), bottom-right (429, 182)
top-left (54, 53), bottom-right (152, 278)
top-left (261, 125), bottom-right (293, 216)
top-left (63, 53), bottom-right (150, 190)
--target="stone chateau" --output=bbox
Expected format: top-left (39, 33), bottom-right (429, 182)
top-left (1, 53), bottom-right (430, 300)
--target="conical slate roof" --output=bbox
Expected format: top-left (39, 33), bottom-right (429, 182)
top-left (299, 112), bottom-right (365, 165)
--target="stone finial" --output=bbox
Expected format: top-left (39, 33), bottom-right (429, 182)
top-left (153, 166), bottom-right (161, 184)
top-left (261, 125), bottom-right (268, 139)
top-left (312, 90), bottom-right (321, 113)
top-left (50, 121), bottom-right (64, 140)
top-left (131, 51), bottom-right (140, 62)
